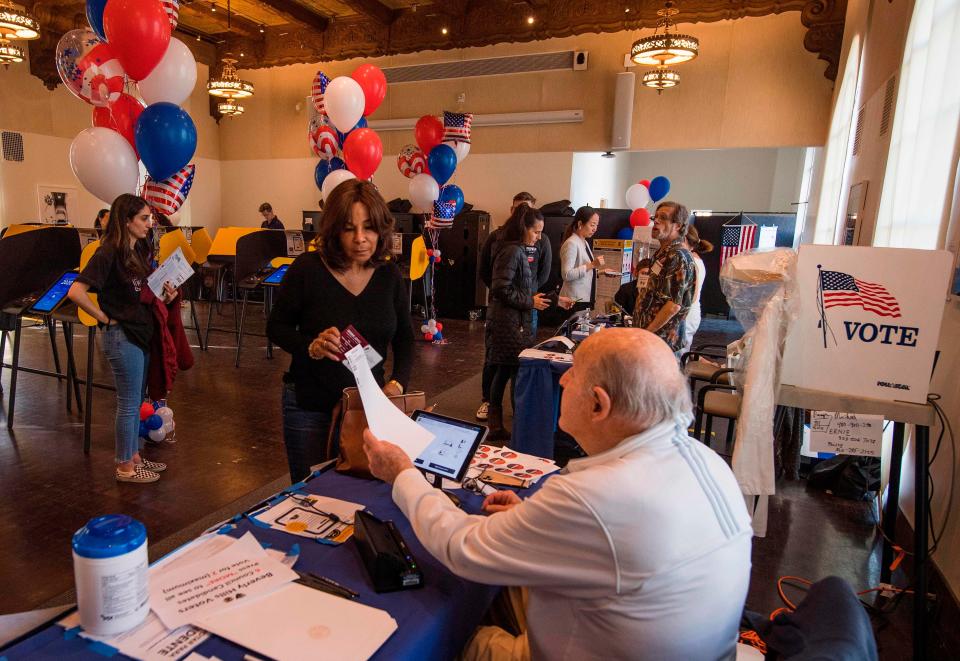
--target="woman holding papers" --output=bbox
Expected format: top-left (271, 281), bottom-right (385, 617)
top-left (68, 194), bottom-right (178, 483)
top-left (267, 179), bottom-right (414, 483)
top-left (486, 204), bottom-right (573, 441)
top-left (559, 205), bottom-right (603, 312)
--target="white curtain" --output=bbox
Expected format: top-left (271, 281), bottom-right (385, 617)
top-left (874, 0), bottom-right (960, 250)
top-left (812, 36), bottom-right (863, 245)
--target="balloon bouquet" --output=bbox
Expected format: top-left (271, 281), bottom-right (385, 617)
top-left (619, 175), bottom-right (671, 241)
top-left (310, 64), bottom-right (387, 201)
top-left (60, 0), bottom-right (198, 217)
top-left (139, 400), bottom-right (176, 444)
top-left (397, 111), bottom-right (472, 342)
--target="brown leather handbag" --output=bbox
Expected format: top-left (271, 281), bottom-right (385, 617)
top-left (326, 387), bottom-right (426, 478)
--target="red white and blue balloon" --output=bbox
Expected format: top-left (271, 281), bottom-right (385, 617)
top-left (309, 114), bottom-right (339, 159)
top-left (143, 163), bottom-right (195, 216)
top-left (427, 199), bottom-right (457, 229)
top-left (310, 71), bottom-right (330, 115)
top-left (161, 0), bottom-right (179, 29)
top-left (55, 29), bottom-right (126, 107)
top-left (397, 144), bottom-right (426, 179)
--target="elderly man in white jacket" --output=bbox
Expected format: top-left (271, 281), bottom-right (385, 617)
top-left (364, 329), bottom-right (752, 661)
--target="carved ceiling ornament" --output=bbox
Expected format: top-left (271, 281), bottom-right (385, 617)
top-left (22, 0), bottom-right (844, 91)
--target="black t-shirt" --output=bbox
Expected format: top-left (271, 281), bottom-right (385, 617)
top-left (261, 217), bottom-right (285, 230)
top-left (77, 243), bottom-right (154, 350)
top-left (266, 253), bottom-right (415, 413)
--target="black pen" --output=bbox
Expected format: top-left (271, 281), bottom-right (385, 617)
top-left (308, 572), bottom-right (359, 597)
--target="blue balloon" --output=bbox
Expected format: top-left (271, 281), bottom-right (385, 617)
top-left (648, 176), bottom-right (671, 203)
top-left (616, 227), bottom-right (634, 240)
top-left (428, 144), bottom-right (457, 186)
top-left (135, 103), bottom-right (197, 182)
top-left (336, 116), bottom-right (368, 145)
top-left (314, 158), bottom-right (344, 190)
top-left (86, 0), bottom-right (108, 41)
top-left (439, 184), bottom-right (464, 215)
top-left (139, 422), bottom-right (149, 438)
top-left (146, 414), bottom-right (164, 431)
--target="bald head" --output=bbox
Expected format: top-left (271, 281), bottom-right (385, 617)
top-left (577, 329), bottom-right (691, 429)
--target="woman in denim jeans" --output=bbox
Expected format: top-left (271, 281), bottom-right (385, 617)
top-left (68, 194), bottom-right (178, 483)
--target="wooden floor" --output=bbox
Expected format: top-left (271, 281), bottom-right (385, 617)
top-left (0, 305), bottom-right (943, 658)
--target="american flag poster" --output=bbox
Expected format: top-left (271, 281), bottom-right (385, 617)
top-left (143, 164), bottom-right (195, 216)
top-left (780, 245), bottom-right (952, 405)
top-left (720, 224), bottom-right (757, 265)
top-left (442, 111), bottom-right (473, 144)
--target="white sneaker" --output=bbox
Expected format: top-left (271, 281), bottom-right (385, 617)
top-left (476, 401), bottom-right (490, 421)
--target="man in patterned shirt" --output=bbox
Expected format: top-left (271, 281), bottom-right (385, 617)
top-left (633, 202), bottom-right (696, 353)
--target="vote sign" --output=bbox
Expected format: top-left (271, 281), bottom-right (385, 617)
top-left (781, 245), bottom-right (951, 404)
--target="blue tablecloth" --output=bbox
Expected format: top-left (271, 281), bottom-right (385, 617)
top-left (2, 470), bottom-right (499, 661)
top-left (512, 356), bottom-right (573, 459)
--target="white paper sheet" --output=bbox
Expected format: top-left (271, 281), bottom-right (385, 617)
top-left (757, 225), bottom-right (778, 249)
top-left (343, 344), bottom-right (434, 459)
top-left (147, 247), bottom-right (195, 297)
top-left (150, 532), bottom-right (298, 630)
top-left (196, 583), bottom-right (398, 661)
top-left (809, 411), bottom-right (884, 457)
top-left (251, 493), bottom-right (361, 543)
top-left (60, 611), bottom-right (209, 661)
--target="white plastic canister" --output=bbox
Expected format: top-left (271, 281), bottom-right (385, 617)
top-left (72, 514), bottom-right (149, 636)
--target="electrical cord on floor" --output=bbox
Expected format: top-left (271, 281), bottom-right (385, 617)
top-left (775, 575), bottom-right (915, 619)
top-left (926, 395), bottom-right (955, 557)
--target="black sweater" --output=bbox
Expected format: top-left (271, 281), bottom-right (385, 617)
top-left (267, 253), bottom-right (414, 412)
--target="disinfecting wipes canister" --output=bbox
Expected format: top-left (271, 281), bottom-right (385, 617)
top-left (72, 514), bottom-right (149, 636)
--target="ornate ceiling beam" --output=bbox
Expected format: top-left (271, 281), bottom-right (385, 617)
top-left (801, 0), bottom-right (846, 81)
top-left (178, 3), bottom-right (262, 38)
top-left (341, 0), bottom-right (397, 25)
top-left (258, 0), bottom-right (328, 32)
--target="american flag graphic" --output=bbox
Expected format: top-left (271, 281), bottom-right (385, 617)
top-left (311, 71), bottom-right (330, 114)
top-left (143, 164), bottom-right (195, 216)
top-left (427, 200), bottom-right (457, 229)
top-left (442, 111), bottom-right (473, 144)
top-left (161, 0), bottom-right (179, 30)
top-left (820, 270), bottom-right (901, 318)
top-left (720, 224), bottom-right (757, 265)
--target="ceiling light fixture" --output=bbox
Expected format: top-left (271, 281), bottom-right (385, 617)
top-left (218, 99), bottom-right (245, 116)
top-left (441, 27), bottom-right (448, 35)
top-left (641, 66), bottom-right (681, 93)
top-left (526, 16), bottom-right (534, 25)
top-left (0, 37), bottom-right (24, 64)
top-left (207, 0), bottom-right (254, 100)
top-left (0, 0), bottom-right (40, 40)
top-left (631, 1), bottom-right (698, 67)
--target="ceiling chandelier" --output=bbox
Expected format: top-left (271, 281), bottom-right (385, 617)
top-left (641, 67), bottom-right (681, 94)
top-left (207, 0), bottom-right (254, 100)
top-left (0, 37), bottom-right (24, 65)
top-left (0, 1), bottom-right (40, 41)
top-left (217, 98), bottom-right (245, 116)
top-left (631, 1), bottom-right (698, 68)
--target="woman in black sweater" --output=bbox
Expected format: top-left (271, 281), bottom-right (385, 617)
top-left (486, 204), bottom-right (572, 440)
top-left (267, 180), bottom-right (414, 482)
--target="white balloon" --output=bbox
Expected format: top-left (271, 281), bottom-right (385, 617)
top-left (323, 76), bottom-right (365, 133)
top-left (445, 140), bottom-right (470, 163)
top-left (156, 406), bottom-right (174, 422)
top-left (137, 38), bottom-right (197, 106)
top-left (625, 183), bottom-right (650, 210)
top-left (69, 127), bottom-right (139, 203)
top-left (420, 324), bottom-right (430, 333)
top-left (408, 173), bottom-right (440, 211)
top-left (321, 168), bottom-right (357, 201)
top-left (148, 428), bottom-right (166, 442)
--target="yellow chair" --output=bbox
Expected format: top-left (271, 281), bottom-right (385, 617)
top-left (158, 229), bottom-right (197, 265)
top-left (77, 240), bottom-right (101, 327)
top-left (190, 227), bottom-right (213, 264)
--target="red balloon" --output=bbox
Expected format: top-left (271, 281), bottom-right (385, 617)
top-left (435, 322), bottom-right (443, 332)
top-left (343, 128), bottom-right (383, 181)
top-left (424, 332), bottom-right (434, 342)
top-left (93, 93), bottom-right (145, 157)
top-left (351, 64), bottom-right (387, 117)
top-left (630, 208), bottom-right (651, 227)
top-left (639, 179), bottom-right (650, 188)
top-left (415, 115), bottom-right (444, 154)
top-left (103, 0), bottom-right (171, 81)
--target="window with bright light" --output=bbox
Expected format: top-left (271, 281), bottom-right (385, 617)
top-left (875, 0), bottom-right (960, 249)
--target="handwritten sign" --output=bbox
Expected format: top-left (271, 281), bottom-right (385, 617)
top-left (809, 411), bottom-right (883, 457)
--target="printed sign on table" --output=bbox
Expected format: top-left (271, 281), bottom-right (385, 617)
top-left (781, 245), bottom-right (951, 403)
top-left (809, 411), bottom-right (883, 457)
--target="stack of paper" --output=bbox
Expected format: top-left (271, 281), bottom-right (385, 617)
top-left (470, 445), bottom-right (560, 484)
top-left (249, 493), bottom-right (361, 544)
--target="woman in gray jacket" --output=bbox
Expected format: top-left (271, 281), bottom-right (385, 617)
top-left (559, 206), bottom-right (603, 312)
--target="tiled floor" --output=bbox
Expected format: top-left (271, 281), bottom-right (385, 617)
top-left (0, 306), bottom-right (948, 657)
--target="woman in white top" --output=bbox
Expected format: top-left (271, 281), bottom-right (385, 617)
top-left (680, 225), bottom-right (713, 354)
top-left (559, 206), bottom-right (603, 312)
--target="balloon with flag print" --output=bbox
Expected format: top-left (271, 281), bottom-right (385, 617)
top-left (161, 0), bottom-right (179, 30)
top-left (142, 164), bottom-right (195, 216)
top-left (310, 70), bottom-right (330, 115)
top-left (92, 93), bottom-right (145, 157)
top-left (427, 199), bottom-right (457, 230)
top-left (308, 114), bottom-right (339, 159)
top-left (397, 144), bottom-right (426, 179)
top-left (55, 30), bottom-right (126, 107)
top-left (442, 110), bottom-right (473, 145)
top-left (438, 184), bottom-right (464, 215)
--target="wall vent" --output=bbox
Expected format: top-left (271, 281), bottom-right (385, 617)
top-left (2, 132), bottom-right (24, 161)
top-left (382, 51), bottom-right (576, 84)
top-left (852, 105), bottom-right (866, 156)
top-left (880, 75), bottom-right (896, 137)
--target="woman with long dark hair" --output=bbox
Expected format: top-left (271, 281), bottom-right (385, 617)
top-left (559, 205), bottom-right (602, 312)
top-left (267, 179), bottom-right (414, 482)
top-left (68, 194), bottom-right (177, 483)
top-left (486, 204), bottom-right (572, 440)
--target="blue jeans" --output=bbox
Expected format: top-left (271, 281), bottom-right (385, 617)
top-left (101, 325), bottom-right (149, 463)
top-left (281, 384), bottom-right (333, 483)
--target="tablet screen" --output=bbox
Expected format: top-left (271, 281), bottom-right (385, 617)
top-left (263, 264), bottom-right (289, 285)
top-left (412, 411), bottom-right (487, 483)
top-left (30, 272), bottom-right (79, 314)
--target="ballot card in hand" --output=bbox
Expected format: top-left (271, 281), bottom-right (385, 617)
top-left (336, 324), bottom-right (383, 369)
